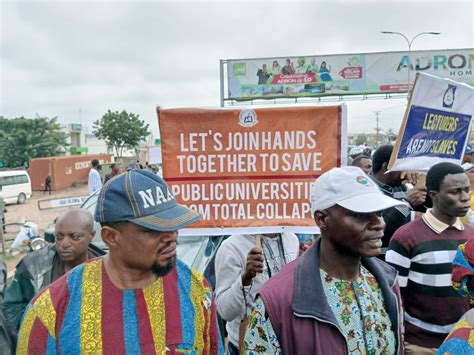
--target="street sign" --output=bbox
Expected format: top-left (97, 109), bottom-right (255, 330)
top-left (37, 195), bottom-right (89, 210)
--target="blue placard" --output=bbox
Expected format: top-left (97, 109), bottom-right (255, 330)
top-left (397, 105), bottom-right (472, 160)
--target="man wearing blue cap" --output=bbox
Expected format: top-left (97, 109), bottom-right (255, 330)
top-left (16, 170), bottom-right (223, 354)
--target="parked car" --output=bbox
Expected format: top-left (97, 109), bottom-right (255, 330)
top-left (0, 170), bottom-right (32, 204)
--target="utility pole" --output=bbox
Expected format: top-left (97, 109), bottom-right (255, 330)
top-left (374, 111), bottom-right (381, 147)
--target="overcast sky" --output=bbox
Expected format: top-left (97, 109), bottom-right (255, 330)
top-left (1, 0), bottom-right (473, 140)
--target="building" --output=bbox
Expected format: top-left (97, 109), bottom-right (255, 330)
top-left (61, 123), bottom-right (110, 156)
top-left (348, 131), bottom-right (397, 148)
top-left (29, 154), bottom-right (114, 191)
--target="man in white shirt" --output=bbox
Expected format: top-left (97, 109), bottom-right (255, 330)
top-left (88, 159), bottom-right (102, 194)
top-left (214, 233), bottom-right (299, 354)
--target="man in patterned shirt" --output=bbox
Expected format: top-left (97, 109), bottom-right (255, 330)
top-left (244, 166), bottom-right (405, 354)
top-left (16, 170), bottom-right (223, 354)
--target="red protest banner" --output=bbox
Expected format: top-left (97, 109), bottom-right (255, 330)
top-left (158, 105), bottom-right (345, 234)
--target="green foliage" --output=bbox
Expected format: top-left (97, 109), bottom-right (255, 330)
top-left (385, 128), bottom-right (397, 143)
top-left (93, 110), bottom-right (150, 157)
top-left (0, 116), bottom-right (69, 168)
top-left (355, 134), bottom-right (368, 146)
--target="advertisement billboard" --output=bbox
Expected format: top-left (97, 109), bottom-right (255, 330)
top-left (225, 48), bottom-right (474, 100)
top-left (158, 105), bottom-right (347, 236)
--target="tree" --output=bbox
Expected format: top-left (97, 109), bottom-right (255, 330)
top-left (355, 134), bottom-right (368, 146)
top-left (93, 110), bottom-right (150, 157)
top-left (0, 116), bottom-right (69, 168)
top-left (385, 128), bottom-right (398, 144)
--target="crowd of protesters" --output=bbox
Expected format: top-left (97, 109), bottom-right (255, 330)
top-left (0, 148), bottom-right (473, 354)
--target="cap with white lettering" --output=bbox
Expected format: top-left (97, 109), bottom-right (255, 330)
top-left (95, 169), bottom-right (201, 231)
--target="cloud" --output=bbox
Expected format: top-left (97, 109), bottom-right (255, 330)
top-left (1, 1), bottom-right (472, 140)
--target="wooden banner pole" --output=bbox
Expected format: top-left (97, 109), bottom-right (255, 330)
top-left (255, 234), bottom-right (262, 277)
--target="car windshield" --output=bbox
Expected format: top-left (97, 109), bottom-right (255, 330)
top-left (80, 192), bottom-right (223, 272)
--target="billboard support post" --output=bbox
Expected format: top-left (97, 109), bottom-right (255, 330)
top-left (381, 31), bottom-right (441, 96)
top-left (219, 60), bottom-right (225, 107)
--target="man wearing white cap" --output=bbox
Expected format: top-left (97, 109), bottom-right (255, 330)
top-left (243, 166), bottom-right (406, 354)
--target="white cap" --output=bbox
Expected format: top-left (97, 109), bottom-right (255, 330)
top-left (310, 166), bottom-right (406, 215)
top-left (349, 146), bottom-right (364, 156)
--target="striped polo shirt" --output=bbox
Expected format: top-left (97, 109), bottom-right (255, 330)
top-left (386, 210), bottom-right (473, 348)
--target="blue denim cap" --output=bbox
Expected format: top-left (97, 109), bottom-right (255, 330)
top-left (95, 169), bottom-right (202, 231)
top-left (127, 162), bottom-right (140, 170)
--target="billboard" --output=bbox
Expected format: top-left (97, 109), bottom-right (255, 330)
top-left (225, 48), bottom-right (474, 100)
top-left (158, 105), bottom-right (347, 236)
top-left (388, 73), bottom-right (474, 172)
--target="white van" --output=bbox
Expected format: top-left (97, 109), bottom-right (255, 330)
top-left (0, 170), bottom-right (32, 204)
